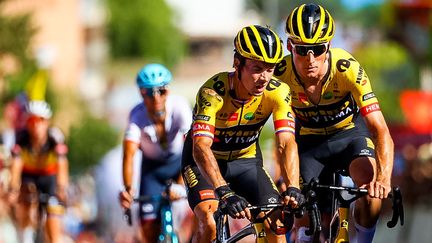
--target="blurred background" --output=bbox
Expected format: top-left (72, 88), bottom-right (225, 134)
top-left (0, 0), bottom-right (431, 242)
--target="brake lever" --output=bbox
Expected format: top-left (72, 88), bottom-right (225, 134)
top-left (124, 208), bottom-right (132, 226)
top-left (387, 186), bottom-right (404, 228)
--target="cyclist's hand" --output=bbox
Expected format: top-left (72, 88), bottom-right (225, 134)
top-left (281, 187), bottom-right (305, 208)
top-left (119, 189), bottom-right (134, 209)
top-left (367, 180), bottom-right (391, 199)
top-left (7, 188), bottom-right (19, 204)
top-left (168, 183), bottom-right (187, 201)
top-left (215, 185), bottom-right (251, 219)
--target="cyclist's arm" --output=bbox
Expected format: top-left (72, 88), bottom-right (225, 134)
top-left (56, 154), bottom-right (69, 192)
top-left (363, 111), bottom-right (394, 197)
top-left (56, 144), bottom-right (69, 191)
top-left (275, 132), bottom-right (300, 189)
top-left (9, 154), bottom-right (23, 192)
top-left (122, 140), bottom-right (139, 191)
top-left (192, 135), bottom-right (227, 188)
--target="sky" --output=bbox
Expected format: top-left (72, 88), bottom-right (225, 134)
top-left (341, 0), bottom-right (385, 9)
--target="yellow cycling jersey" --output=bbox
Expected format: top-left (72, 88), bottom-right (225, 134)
top-left (274, 48), bottom-right (380, 135)
top-left (192, 72), bottom-right (295, 161)
top-left (12, 128), bottom-right (68, 176)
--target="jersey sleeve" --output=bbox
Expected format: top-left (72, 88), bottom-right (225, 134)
top-left (271, 81), bottom-right (295, 134)
top-left (344, 57), bottom-right (380, 116)
top-left (49, 127), bottom-right (68, 155)
top-left (191, 87), bottom-right (223, 139)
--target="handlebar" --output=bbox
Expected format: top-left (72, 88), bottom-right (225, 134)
top-left (304, 178), bottom-right (404, 230)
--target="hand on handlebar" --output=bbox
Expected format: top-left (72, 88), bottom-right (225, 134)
top-left (366, 180), bottom-right (391, 199)
top-left (215, 185), bottom-right (251, 219)
top-left (118, 189), bottom-right (134, 209)
top-left (281, 187), bottom-right (305, 208)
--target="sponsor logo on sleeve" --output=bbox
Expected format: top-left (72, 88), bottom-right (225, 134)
top-left (183, 165), bottom-right (199, 188)
top-left (362, 92), bottom-right (375, 101)
top-left (195, 115), bottom-right (211, 121)
top-left (199, 190), bottom-right (216, 200)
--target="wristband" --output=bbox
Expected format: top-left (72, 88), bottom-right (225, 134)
top-left (215, 185), bottom-right (235, 200)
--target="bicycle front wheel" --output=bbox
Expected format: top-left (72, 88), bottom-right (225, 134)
top-left (158, 233), bottom-right (179, 243)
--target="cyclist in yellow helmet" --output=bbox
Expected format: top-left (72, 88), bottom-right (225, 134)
top-left (181, 24), bottom-right (304, 242)
top-left (274, 4), bottom-right (394, 243)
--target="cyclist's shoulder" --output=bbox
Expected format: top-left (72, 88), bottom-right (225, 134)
top-left (48, 127), bottom-right (66, 144)
top-left (197, 72), bottom-right (228, 105)
top-left (274, 54), bottom-right (294, 80)
top-left (329, 48), bottom-right (363, 74)
top-left (200, 71), bottom-right (230, 94)
top-left (264, 78), bottom-right (290, 98)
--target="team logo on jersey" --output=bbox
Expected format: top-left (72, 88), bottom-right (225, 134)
top-left (183, 165), bottom-right (199, 188)
top-left (199, 190), bottom-right (216, 200)
top-left (274, 59), bottom-right (287, 76)
top-left (360, 102), bottom-right (380, 116)
top-left (361, 79), bottom-right (368, 86)
top-left (268, 197), bottom-right (278, 203)
top-left (298, 92), bottom-right (308, 103)
top-left (195, 115), bottom-right (210, 121)
top-left (362, 92), bottom-right (375, 101)
top-left (266, 79), bottom-right (281, 91)
top-left (323, 91), bottom-right (333, 100)
top-left (213, 79), bottom-right (226, 96)
top-left (228, 112), bottom-right (239, 121)
top-left (356, 67), bottom-right (364, 84)
top-left (359, 149), bottom-right (372, 157)
top-left (244, 112), bottom-right (255, 120)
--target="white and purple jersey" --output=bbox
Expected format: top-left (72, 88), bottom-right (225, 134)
top-left (124, 95), bottom-right (192, 160)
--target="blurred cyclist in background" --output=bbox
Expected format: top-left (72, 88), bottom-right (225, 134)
top-left (8, 100), bottom-right (69, 243)
top-left (274, 3), bottom-right (394, 243)
top-left (118, 63), bottom-right (193, 242)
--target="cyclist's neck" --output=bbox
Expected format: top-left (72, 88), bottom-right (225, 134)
top-left (30, 133), bottom-right (48, 151)
top-left (229, 72), bottom-right (253, 103)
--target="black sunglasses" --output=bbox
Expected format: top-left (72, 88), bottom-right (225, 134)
top-left (291, 42), bottom-right (329, 56)
top-left (143, 87), bottom-right (168, 98)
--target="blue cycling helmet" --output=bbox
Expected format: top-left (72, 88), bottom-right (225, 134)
top-left (136, 63), bottom-right (172, 89)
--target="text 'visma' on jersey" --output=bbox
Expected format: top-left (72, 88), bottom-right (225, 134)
top-left (191, 72), bottom-right (295, 161)
top-left (274, 48), bottom-right (380, 136)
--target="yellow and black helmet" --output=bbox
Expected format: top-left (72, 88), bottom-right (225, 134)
top-left (234, 25), bottom-right (283, 64)
top-left (286, 3), bottom-right (335, 44)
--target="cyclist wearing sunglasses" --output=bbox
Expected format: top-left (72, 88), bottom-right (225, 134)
top-left (274, 3), bottom-right (394, 243)
top-left (182, 25), bottom-right (304, 242)
top-left (119, 63), bottom-right (193, 242)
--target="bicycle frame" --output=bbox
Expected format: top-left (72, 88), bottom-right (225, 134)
top-left (214, 200), bottom-right (321, 243)
top-left (214, 203), bottom-right (285, 243)
top-left (304, 175), bottom-right (404, 243)
top-left (158, 197), bottom-right (179, 243)
top-left (124, 181), bottom-right (180, 243)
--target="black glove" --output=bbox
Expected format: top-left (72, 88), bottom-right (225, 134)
top-left (215, 185), bottom-right (249, 218)
top-left (281, 187), bottom-right (306, 206)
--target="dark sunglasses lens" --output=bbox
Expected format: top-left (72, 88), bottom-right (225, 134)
top-left (145, 88), bottom-right (167, 97)
top-left (295, 44), bottom-right (327, 56)
top-left (295, 46), bottom-right (308, 56)
top-left (312, 45), bottom-right (327, 56)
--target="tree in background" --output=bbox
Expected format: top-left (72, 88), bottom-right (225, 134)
top-left (66, 112), bottom-right (119, 176)
top-left (0, 0), bottom-right (38, 103)
top-left (106, 0), bottom-right (186, 68)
